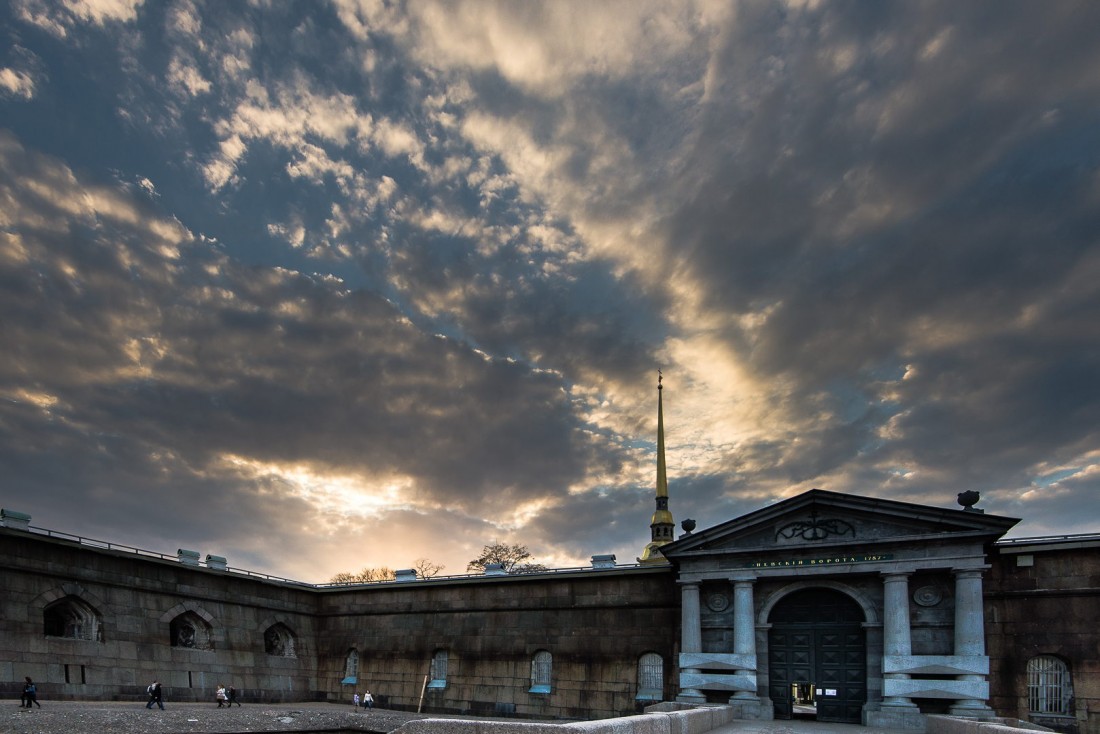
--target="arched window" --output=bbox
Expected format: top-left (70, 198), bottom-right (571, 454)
top-left (169, 611), bottom-right (214, 650)
top-left (530, 650), bottom-right (552, 694)
top-left (637, 652), bottom-right (664, 701)
top-left (428, 649), bottom-right (448, 689)
top-left (264, 623), bottom-right (297, 657)
top-left (1028, 656), bottom-right (1072, 715)
top-left (44, 596), bottom-right (103, 642)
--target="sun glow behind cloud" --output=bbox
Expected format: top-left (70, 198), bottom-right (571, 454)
top-left (218, 454), bottom-right (416, 523)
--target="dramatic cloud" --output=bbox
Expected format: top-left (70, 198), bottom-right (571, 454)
top-left (2, 1), bottom-right (1098, 582)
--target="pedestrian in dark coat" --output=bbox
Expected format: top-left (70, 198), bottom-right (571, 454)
top-left (145, 680), bottom-right (165, 710)
top-left (23, 678), bottom-right (41, 708)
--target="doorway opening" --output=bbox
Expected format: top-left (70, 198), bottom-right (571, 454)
top-left (791, 682), bottom-right (816, 718)
top-left (768, 587), bottom-right (866, 724)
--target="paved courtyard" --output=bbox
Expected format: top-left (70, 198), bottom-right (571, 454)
top-left (2, 700), bottom-right (408, 733)
top-left (1, 701), bottom-right (918, 734)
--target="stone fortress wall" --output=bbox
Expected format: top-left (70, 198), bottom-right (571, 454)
top-left (985, 538), bottom-right (1100, 733)
top-left (0, 525), bottom-right (321, 704)
top-left (316, 570), bottom-right (678, 719)
top-left (0, 520), bottom-right (678, 720)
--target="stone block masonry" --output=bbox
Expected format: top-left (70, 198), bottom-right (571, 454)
top-left (1, 526), bottom-right (678, 719)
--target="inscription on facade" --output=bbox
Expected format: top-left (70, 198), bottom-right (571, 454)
top-left (744, 553), bottom-right (893, 569)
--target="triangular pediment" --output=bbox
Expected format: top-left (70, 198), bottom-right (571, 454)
top-left (661, 489), bottom-right (1019, 559)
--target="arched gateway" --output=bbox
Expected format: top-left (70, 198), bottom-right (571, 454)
top-left (660, 488), bottom-right (1019, 729)
top-left (767, 588), bottom-right (866, 723)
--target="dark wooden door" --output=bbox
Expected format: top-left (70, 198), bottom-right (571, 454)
top-left (768, 627), bottom-right (813, 719)
top-left (768, 588), bottom-right (866, 724)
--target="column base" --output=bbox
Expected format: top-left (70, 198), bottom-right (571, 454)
top-left (676, 691), bottom-right (707, 705)
top-left (948, 702), bottom-right (995, 719)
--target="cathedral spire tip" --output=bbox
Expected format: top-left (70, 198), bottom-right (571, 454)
top-left (639, 370), bottom-right (674, 564)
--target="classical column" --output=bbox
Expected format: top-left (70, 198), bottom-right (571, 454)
top-left (677, 582), bottom-right (706, 703)
top-left (881, 572), bottom-right (917, 708)
top-left (950, 568), bottom-right (993, 716)
top-left (730, 575), bottom-right (758, 701)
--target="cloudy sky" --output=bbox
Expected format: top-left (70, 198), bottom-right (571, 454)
top-left (2, 0), bottom-right (1098, 583)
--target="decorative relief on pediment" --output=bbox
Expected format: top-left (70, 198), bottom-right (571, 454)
top-left (775, 510), bottom-right (856, 542)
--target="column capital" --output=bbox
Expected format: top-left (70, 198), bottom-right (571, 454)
top-left (881, 571), bottom-right (912, 581)
top-left (951, 566), bottom-right (990, 578)
top-left (729, 573), bottom-right (758, 585)
top-left (678, 580), bottom-right (701, 588)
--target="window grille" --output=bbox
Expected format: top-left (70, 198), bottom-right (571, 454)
top-left (637, 652), bottom-right (663, 700)
top-left (530, 650), bottom-right (552, 693)
top-left (428, 649), bottom-right (448, 688)
top-left (1028, 656), bottom-right (1071, 715)
top-left (344, 649), bottom-right (359, 679)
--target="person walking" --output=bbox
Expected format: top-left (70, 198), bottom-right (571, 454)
top-left (216, 684), bottom-right (227, 707)
top-left (23, 677), bottom-right (41, 708)
top-left (353, 692), bottom-right (360, 709)
top-left (363, 689), bottom-right (374, 709)
top-left (226, 685), bottom-right (241, 707)
top-left (145, 680), bottom-right (164, 710)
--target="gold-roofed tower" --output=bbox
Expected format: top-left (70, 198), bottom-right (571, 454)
top-left (638, 371), bottom-right (674, 564)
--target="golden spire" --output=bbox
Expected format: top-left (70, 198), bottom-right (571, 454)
top-left (639, 370), bottom-right (674, 564)
top-left (655, 370), bottom-right (668, 501)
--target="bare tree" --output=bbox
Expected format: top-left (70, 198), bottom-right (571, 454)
top-left (329, 567), bottom-right (396, 584)
top-left (466, 542), bottom-right (546, 574)
top-left (413, 558), bottom-right (445, 579)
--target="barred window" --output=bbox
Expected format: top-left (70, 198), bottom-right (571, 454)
top-left (530, 650), bottom-right (552, 694)
top-left (428, 649), bottom-right (448, 689)
top-left (637, 652), bottom-right (664, 701)
top-left (344, 649), bottom-right (359, 681)
top-left (1028, 656), bottom-right (1072, 715)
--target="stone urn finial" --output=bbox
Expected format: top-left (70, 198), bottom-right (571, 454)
top-left (957, 490), bottom-right (982, 513)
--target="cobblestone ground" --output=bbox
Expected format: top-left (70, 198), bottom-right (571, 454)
top-left (1, 702), bottom-right (914, 734)
top-left (0, 700), bottom-right (424, 734)
top-left (709, 719), bottom-right (915, 734)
